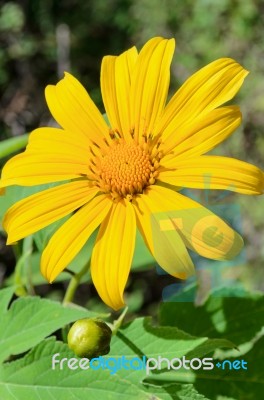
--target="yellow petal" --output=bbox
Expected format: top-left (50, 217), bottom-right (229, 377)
top-left (0, 151), bottom-right (89, 187)
top-left (135, 189), bottom-right (194, 279)
top-left (162, 106), bottom-right (241, 156)
top-left (45, 72), bottom-right (109, 147)
top-left (130, 37), bottom-right (175, 141)
top-left (159, 156), bottom-right (264, 195)
top-left (101, 47), bottom-right (138, 140)
top-left (136, 185), bottom-right (243, 262)
top-left (41, 194), bottom-right (112, 283)
top-left (134, 185), bottom-right (198, 256)
top-left (0, 127), bottom-right (92, 187)
top-left (134, 192), bottom-right (155, 254)
top-left (27, 127), bottom-right (89, 154)
top-left (155, 58), bottom-right (248, 141)
top-left (3, 181), bottom-right (98, 244)
top-left (91, 200), bottom-right (136, 310)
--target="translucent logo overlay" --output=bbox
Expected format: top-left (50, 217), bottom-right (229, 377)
top-left (151, 181), bottom-right (246, 301)
top-left (51, 354), bottom-right (248, 375)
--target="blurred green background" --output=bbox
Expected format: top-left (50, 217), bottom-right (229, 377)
top-left (0, 0), bottom-right (263, 309)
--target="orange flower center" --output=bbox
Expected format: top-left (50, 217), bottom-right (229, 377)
top-left (100, 142), bottom-right (152, 197)
top-left (89, 133), bottom-right (162, 200)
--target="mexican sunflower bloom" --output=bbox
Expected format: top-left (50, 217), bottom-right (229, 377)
top-left (1, 37), bottom-right (263, 310)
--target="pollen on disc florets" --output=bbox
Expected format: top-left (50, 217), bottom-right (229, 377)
top-left (89, 132), bottom-right (162, 200)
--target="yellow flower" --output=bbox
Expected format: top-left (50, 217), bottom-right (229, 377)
top-left (1, 37), bottom-right (263, 310)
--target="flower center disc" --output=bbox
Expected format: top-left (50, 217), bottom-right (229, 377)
top-left (99, 141), bottom-right (152, 197)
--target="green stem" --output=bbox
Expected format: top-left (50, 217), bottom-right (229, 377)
top-left (13, 236), bottom-right (34, 297)
top-left (13, 243), bottom-right (22, 262)
top-left (111, 306), bottom-right (128, 335)
top-left (0, 134), bottom-right (29, 159)
top-left (63, 261), bottom-right (90, 305)
top-left (14, 251), bottom-right (31, 297)
top-left (22, 235), bottom-right (35, 295)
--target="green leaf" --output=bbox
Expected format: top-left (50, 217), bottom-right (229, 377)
top-left (0, 338), bottom-right (150, 400)
top-left (106, 317), bottom-right (233, 382)
top-left (0, 134), bottom-right (29, 159)
top-left (159, 285), bottom-right (264, 346)
top-left (170, 336), bottom-right (264, 400)
top-left (142, 383), bottom-right (210, 400)
top-left (0, 292), bottom-right (107, 363)
top-left (0, 286), bottom-right (15, 312)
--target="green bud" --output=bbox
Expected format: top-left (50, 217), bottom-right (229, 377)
top-left (67, 318), bottom-right (112, 358)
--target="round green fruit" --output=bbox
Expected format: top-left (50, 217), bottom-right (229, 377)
top-left (67, 318), bottom-right (112, 358)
